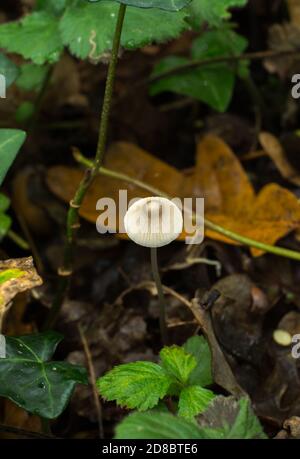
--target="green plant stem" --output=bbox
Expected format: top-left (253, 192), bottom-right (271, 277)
top-left (7, 229), bottom-right (29, 250)
top-left (151, 247), bottom-right (168, 345)
top-left (74, 151), bottom-right (300, 262)
top-left (45, 4), bottom-right (127, 330)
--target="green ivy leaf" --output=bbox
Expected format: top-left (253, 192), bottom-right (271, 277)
top-left (115, 411), bottom-right (203, 439)
top-left (0, 129), bottom-right (26, 187)
top-left (97, 361), bottom-right (173, 410)
top-left (198, 397), bottom-right (267, 439)
top-left (88, 0), bottom-right (191, 11)
top-left (187, 0), bottom-right (248, 27)
top-left (160, 345), bottom-right (197, 384)
top-left (183, 336), bottom-right (213, 387)
top-left (150, 29), bottom-right (248, 112)
top-left (16, 64), bottom-right (49, 92)
top-left (0, 12), bottom-right (63, 65)
top-left (0, 331), bottom-right (88, 419)
top-left (0, 53), bottom-right (19, 88)
top-left (60, 0), bottom-right (189, 60)
top-left (178, 385), bottom-right (215, 419)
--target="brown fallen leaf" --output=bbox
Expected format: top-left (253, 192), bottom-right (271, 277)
top-left (259, 132), bottom-right (300, 186)
top-left (0, 257), bottom-right (42, 329)
top-left (46, 136), bottom-right (300, 256)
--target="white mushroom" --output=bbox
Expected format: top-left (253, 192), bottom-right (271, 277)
top-left (124, 197), bottom-right (183, 344)
top-left (124, 197), bottom-right (183, 248)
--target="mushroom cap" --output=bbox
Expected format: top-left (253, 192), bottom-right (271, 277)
top-left (124, 197), bottom-right (183, 248)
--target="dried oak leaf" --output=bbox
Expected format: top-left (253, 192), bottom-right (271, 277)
top-left (46, 136), bottom-right (300, 256)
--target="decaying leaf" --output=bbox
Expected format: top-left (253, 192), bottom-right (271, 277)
top-left (259, 132), bottom-right (300, 186)
top-left (46, 136), bottom-right (300, 256)
top-left (0, 257), bottom-right (42, 328)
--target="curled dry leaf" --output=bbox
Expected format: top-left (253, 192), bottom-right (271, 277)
top-left (46, 135), bottom-right (300, 256)
top-left (0, 257), bottom-right (42, 328)
top-left (259, 132), bottom-right (300, 186)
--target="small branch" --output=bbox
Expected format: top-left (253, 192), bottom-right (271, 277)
top-left (74, 152), bottom-right (300, 262)
top-left (45, 4), bottom-right (127, 329)
top-left (148, 49), bottom-right (300, 85)
top-left (7, 229), bottom-right (29, 250)
top-left (78, 324), bottom-right (104, 439)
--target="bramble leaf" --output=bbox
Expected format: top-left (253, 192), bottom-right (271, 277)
top-left (160, 345), bottom-right (197, 384)
top-left (0, 129), bottom-right (26, 187)
top-left (88, 0), bottom-right (191, 11)
top-left (0, 331), bottom-right (88, 419)
top-left (0, 12), bottom-right (63, 65)
top-left (178, 385), bottom-right (215, 418)
top-left (183, 336), bottom-right (213, 387)
top-left (115, 411), bottom-right (203, 439)
top-left (97, 361), bottom-right (173, 410)
top-left (187, 0), bottom-right (248, 27)
top-left (60, 0), bottom-right (189, 60)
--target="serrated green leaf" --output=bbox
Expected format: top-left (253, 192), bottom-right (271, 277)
top-left (0, 213), bottom-right (11, 241)
top-left (198, 396), bottom-right (267, 439)
top-left (60, 0), bottom-right (189, 60)
top-left (0, 193), bottom-right (10, 213)
top-left (0, 53), bottom-right (19, 88)
top-left (150, 29), bottom-right (248, 112)
top-left (187, 0), bottom-right (248, 27)
top-left (183, 336), bottom-right (213, 387)
top-left (88, 0), bottom-right (191, 11)
top-left (36, 0), bottom-right (67, 15)
top-left (97, 361), bottom-right (173, 410)
top-left (115, 411), bottom-right (203, 439)
top-left (178, 385), bottom-right (215, 418)
top-left (0, 12), bottom-right (63, 65)
top-left (0, 129), bottom-right (26, 187)
top-left (160, 345), bottom-right (197, 384)
top-left (0, 331), bottom-right (88, 419)
top-left (16, 64), bottom-right (49, 92)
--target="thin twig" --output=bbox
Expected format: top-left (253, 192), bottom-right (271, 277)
top-left (45, 4), bottom-right (127, 329)
top-left (74, 151), bottom-right (300, 262)
top-left (78, 324), bottom-right (104, 439)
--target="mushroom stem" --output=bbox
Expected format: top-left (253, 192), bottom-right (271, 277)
top-left (151, 247), bottom-right (168, 345)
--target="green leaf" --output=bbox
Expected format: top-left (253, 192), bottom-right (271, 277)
top-left (88, 0), bottom-right (191, 11)
top-left (97, 361), bottom-right (173, 410)
top-left (60, 0), bottom-right (189, 60)
top-left (183, 336), bottom-right (213, 387)
top-left (187, 0), bottom-right (248, 27)
top-left (0, 213), bottom-right (11, 241)
top-left (0, 331), bottom-right (88, 419)
top-left (0, 193), bottom-right (10, 213)
top-left (160, 345), bottom-right (197, 384)
top-left (178, 385), bottom-right (215, 418)
top-left (150, 29), bottom-right (248, 112)
top-left (198, 397), bottom-right (267, 439)
top-left (16, 64), bottom-right (49, 92)
top-left (0, 129), bottom-right (26, 187)
top-left (0, 53), bottom-right (19, 88)
top-left (115, 411), bottom-right (203, 439)
top-left (36, 0), bottom-right (67, 15)
top-left (0, 12), bottom-right (63, 65)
